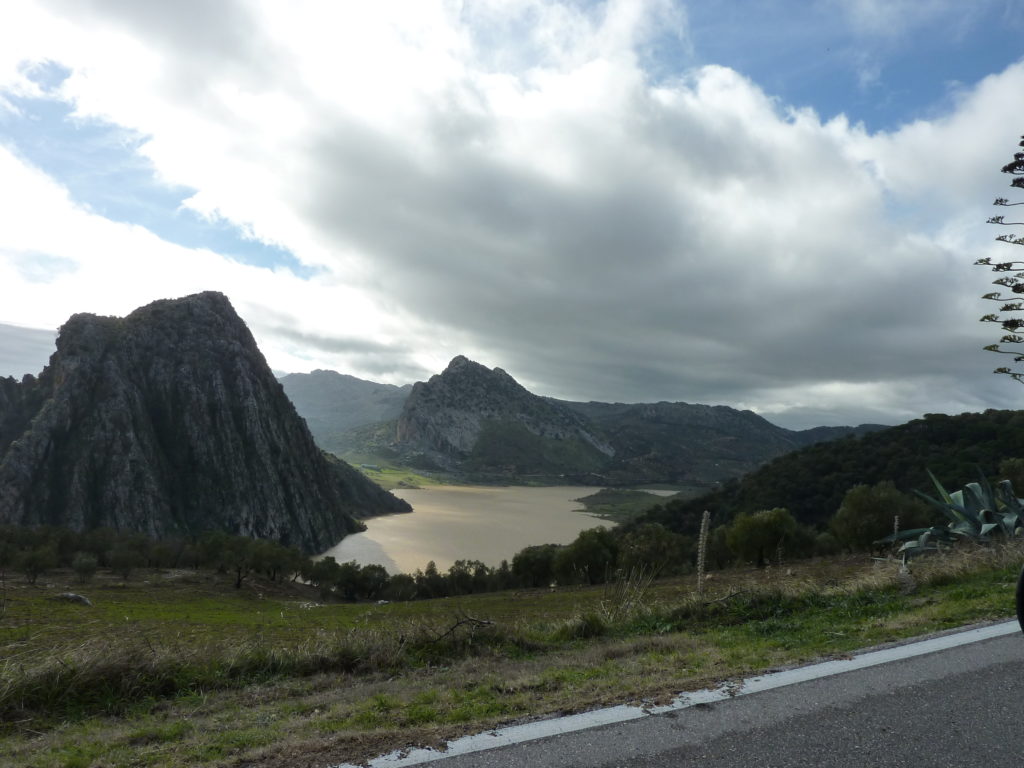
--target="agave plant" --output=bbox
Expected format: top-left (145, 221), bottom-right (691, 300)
top-left (877, 469), bottom-right (1024, 560)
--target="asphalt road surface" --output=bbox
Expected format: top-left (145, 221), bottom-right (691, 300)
top-left (381, 623), bottom-right (1024, 768)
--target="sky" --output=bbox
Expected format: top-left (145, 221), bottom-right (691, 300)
top-left (1, 0), bottom-right (1024, 430)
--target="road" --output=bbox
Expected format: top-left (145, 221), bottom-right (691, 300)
top-left (344, 622), bottom-right (1024, 768)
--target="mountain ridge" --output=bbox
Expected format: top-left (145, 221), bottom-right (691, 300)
top-left (287, 355), bottom-right (887, 485)
top-left (0, 292), bottom-right (409, 552)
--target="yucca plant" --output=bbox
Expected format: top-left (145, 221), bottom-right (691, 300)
top-left (876, 469), bottom-right (1024, 560)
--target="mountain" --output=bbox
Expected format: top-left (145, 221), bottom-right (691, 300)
top-left (382, 355), bottom-right (886, 484)
top-left (632, 409), bottom-right (1024, 532)
top-left (561, 400), bottom-right (809, 484)
top-left (278, 369), bottom-right (410, 454)
top-left (395, 355), bottom-right (613, 474)
top-left (0, 292), bottom-right (409, 552)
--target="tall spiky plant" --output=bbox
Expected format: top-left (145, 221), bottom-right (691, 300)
top-left (877, 469), bottom-right (1024, 559)
top-left (696, 510), bottom-right (710, 600)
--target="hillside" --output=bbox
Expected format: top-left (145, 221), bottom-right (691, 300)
top-left (633, 409), bottom-right (1024, 532)
top-left (278, 368), bottom-right (410, 453)
top-left (0, 292), bottom-right (409, 552)
top-left (563, 400), bottom-right (807, 484)
top-left (395, 356), bottom-right (613, 476)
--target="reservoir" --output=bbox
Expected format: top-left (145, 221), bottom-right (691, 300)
top-left (322, 485), bottom-right (608, 574)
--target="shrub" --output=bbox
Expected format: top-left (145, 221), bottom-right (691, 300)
top-left (71, 551), bottom-right (98, 584)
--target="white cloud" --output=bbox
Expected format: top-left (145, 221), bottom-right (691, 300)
top-left (1, 1), bottom-right (1023, 426)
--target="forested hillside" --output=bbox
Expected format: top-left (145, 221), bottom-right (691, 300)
top-left (635, 409), bottom-right (1024, 532)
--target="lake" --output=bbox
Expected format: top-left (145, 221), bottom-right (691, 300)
top-left (322, 485), bottom-right (613, 574)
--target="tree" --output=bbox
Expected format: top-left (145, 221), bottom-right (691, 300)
top-left (222, 536), bottom-right (256, 589)
top-left (512, 544), bottom-right (560, 588)
top-left (359, 564), bottom-right (390, 599)
top-left (725, 508), bottom-right (797, 568)
top-left (553, 527), bottom-right (618, 585)
top-left (71, 551), bottom-right (99, 583)
top-left (17, 546), bottom-right (57, 584)
top-left (829, 481), bottom-right (933, 552)
top-left (977, 134), bottom-right (1024, 380)
top-left (617, 523), bottom-right (691, 575)
top-left (998, 457), bottom-right (1024, 491)
top-left (414, 560), bottom-right (446, 598)
top-left (109, 543), bottom-right (145, 581)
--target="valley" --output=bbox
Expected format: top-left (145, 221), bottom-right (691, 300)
top-left (5, 292), bottom-right (1024, 768)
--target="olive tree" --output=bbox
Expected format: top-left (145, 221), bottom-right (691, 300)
top-left (830, 481), bottom-right (932, 552)
top-left (725, 508), bottom-right (797, 568)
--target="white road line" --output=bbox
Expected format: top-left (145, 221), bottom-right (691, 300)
top-left (333, 620), bottom-right (1021, 768)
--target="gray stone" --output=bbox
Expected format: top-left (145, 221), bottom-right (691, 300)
top-left (54, 593), bottom-right (92, 606)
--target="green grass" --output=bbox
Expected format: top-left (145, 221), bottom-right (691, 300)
top-left (573, 487), bottom-right (708, 522)
top-left (2, 545), bottom-right (1022, 767)
top-left (339, 456), bottom-right (448, 490)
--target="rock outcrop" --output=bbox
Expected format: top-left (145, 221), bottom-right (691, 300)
top-left (395, 356), bottom-right (613, 473)
top-left (0, 292), bottom-right (409, 552)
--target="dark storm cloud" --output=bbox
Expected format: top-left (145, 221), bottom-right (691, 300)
top-left (14, 2), bottom-right (1024, 427)
top-left (286, 68), bottom-right (995, 426)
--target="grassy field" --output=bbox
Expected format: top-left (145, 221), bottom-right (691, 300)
top-left (2, 544), bottom-right (1022, 768)
top-left (340, 457), bottom-right (447, 491)
top-left (573, 487), bottom-right (707, 522)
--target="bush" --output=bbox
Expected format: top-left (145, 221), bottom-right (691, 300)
top-left (71, 551), bottom-right (98, 584)
top-left (726, 508), bottom-right (797, 567)
top-left (830, 481), bottom-right (933, 551)
top-left (17, 546), bottom-right (58, 584)
top-left (108, 545), bottom-right (145, 581)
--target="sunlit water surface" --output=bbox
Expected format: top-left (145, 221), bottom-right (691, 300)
top-left (322, 485), bottom-right (617, 574)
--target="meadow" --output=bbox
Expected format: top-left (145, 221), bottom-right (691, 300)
top-left (2, 543), bottom-right (1021, 768)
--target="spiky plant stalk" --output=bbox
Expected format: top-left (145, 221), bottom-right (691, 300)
top-left (696, 510), bottom-right (710, 600)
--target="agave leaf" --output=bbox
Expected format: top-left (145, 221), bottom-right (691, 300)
top-left (898, 540), bottom-right (938, 559)
top-left (980, 523), bottom-right (998, 537)
top-left (995, 480), bottom-right (1023, 513)
top-left (975, 467), bottom-right (1000, 510)
top-left (926, 468), bottom-right (955, 505)
top-left (959, 484), bottom-right (988, 526)
top-left (913, 489), bottom-right (969, 526)
top-left (875, 527), bottom-right (935, 545)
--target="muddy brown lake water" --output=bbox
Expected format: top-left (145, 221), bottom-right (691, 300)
top-left (322, 485), bottom-right (613, 574)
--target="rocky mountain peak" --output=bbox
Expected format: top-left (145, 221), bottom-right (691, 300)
top-left (0, 292), bottom-right (408, 552)
top-left (395, 354), bottom-right (613, 469)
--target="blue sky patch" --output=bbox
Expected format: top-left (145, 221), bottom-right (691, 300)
top-left (1, 63), bottom-right (315, 278)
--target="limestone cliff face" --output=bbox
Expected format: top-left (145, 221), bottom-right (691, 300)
top-left (395, 356), bottom-right (613, 471)
top-left (0, 292), bottom-right (409, 552)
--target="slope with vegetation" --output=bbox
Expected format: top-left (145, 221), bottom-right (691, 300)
top-left (633, 409), bottom-right (1024, 535)
top-left (2, 537), bottom-right (1019, 768)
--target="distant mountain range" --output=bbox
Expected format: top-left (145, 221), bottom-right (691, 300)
top-left (281, 356), bottom-right (886, 486)
top-left (0, 293), bottom-right (409, 552)
top-left (277, 369), bottom-right (410, 454)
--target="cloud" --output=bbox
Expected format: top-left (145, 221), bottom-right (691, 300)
top-left (0, 322), bottom-right (56, 378)
top-left (1, 1), bottom-right (1024, 427)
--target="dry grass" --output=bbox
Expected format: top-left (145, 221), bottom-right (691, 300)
top-left (2, 543), bottom-right (1022, 767)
